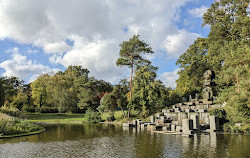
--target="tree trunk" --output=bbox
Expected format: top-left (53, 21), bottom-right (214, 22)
top-left (118, 100), bottom-right (126, 118)
top-left (128, 54), bottom-right (133, 120)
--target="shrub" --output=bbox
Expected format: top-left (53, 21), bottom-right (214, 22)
top-left (22, 105), bottom-right (36, 113)
top-left (85, 109), bottom-right (102, 123)
top-left (0, 112), bottom-right (43, 136)
top-left (0, 106), bottom-right (25, 118)
top-left (106, 114), bottom-right (115, 122)
top-left (223, 122), bottom-right (250, 133)
top-left (208, 108), bottom-right (228, 124)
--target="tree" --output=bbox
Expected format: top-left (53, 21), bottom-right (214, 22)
top-left (116, 35), bottom-right (154, 118)
top-left (175, 0), bottom-right (250, 128)
top-left (99, 93), bottom-right (117, 114)
top-left (31, 74), bottom-right (51, 108)
top-left (111, 79), bottom-right (130, 118)
top-left (0, 77), bottom-right (24, 107)
top-left (176, 38), bottom-right (210, 97)
top-left (77, 77), bottom-right (113, 111)
top-left (132, 63), bottom-right (169, 117)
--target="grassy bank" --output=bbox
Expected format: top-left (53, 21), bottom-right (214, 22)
top-left (26, 113), bottom-right (86, 123)
top-left (0, 112), bottom-right (44, 138)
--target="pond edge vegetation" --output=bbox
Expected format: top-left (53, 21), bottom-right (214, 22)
top-left (0, 0), bottom-right (249, 136)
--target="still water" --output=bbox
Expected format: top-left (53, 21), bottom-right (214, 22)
top-left (0, 124), bottom-right (249, 158)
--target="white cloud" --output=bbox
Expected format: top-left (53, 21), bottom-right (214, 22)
top-left (188, 5), bottom-right (208, 18)
top-left (0, 52), bottom-right (52, 81)
top-left (0, 0), bottom-right (199, 83)
top-left (27, 48), bottom-right (39, 54)
top-left (164, 30), bottom-right (200, 58)
top-left (56, 35), bottom-right (127, 83)
top-left (43, 41), bottom-right (72, 54)
top-left (5, 47), bottom-right (19, 54)
top-left (159, 69), bottom-right (180, 88)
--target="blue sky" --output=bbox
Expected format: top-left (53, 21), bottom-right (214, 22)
top-left (0, 0), bottom-right (214, 87)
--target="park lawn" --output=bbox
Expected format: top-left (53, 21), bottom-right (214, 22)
top-left (101, 110), bottom-right (125, 121)
top-left (26, 113), bottom-right (86, 123)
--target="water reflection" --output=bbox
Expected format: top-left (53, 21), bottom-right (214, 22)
top-left (0, 124), bottom-right (249, 158)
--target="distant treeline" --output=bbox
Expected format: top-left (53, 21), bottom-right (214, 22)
top-left (0, 65), bottom-right (177, 118)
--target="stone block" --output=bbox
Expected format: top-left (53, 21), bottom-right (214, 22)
top-left (199, 112), bottom-right (210, 124)
top-left (123, 123), bottom-right (134, 127)
top-left (186, 102), bottom-right (194, 106)
top-left (176, 125), bottom-right (182, 132)
top-left (171, 121), bottom-right (179, 125)
top-left (156, 119), bottom-right (165, 124)
top-left (132, 120), bottom-right (137, 126)
top-left (174, 108), bottom-right (181, 112)
top-left (136, 119), bottom-right (141, 126)
top-left (160, 116), bottom-right (166, 120)
top-left (190, 114), bottom-right (200, 131)
top-left (198, 109), bottom-right (207, 113)
top-left (209, 116), bottom-right (219, 131)
top-left (162, 126), bottom-right (168, 131)
top-left (168, 113), bottom-right (178, 121)
top-left (190, 105), bottom-right (197, 110)
top-left (164, 112), bottom-right (168, 117)
top-left (195, 101), bottom-right (203, 105)
top-left (162, 109), bottom-right (167, 113)
top-left (178, 112), bottom-right (188, 123)
top-left (178, 103), bottom-right (184, 106)
top-left (181, 105), bottom-right (189, 110)
top-left (182, 119), bottom-right (193, 136)
top-left (185, 109), bottom-right (191, 113)
top-left (156, 113), bottom-right (163, 119)
top-left (150, 116), bottom-right (155, 123)
top-left (171, 124), bottom-right (176, 131)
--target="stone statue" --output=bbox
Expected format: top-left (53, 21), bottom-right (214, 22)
top-left (189, 95), bottom-right (192, 102)
top-left (203, 70), bottom-right (214, 100)
top-left (195, 93), bottom-right (198, 100)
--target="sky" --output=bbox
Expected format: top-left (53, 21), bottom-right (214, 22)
top-left (0, 0), bottom-right (214, 88)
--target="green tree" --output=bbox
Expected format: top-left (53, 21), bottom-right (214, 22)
top-left (175, 0), bottom-right (250, 128)
top-left (111, 79), bottom-right (130, 118)
top-left (0, 77), bottom-right (24, 107)
top-left (99, 93), bottom-right (117, 114)
top-left (132, 63), bottom-right (169, 117)
top-left (176, 38), bottom-right (209, 97)
top-left (116, 35), bottom-right (154, 118)
top-left (77, 77), bottom-right (113, 111)
top-left (31, 74), bottom-right (51, 108)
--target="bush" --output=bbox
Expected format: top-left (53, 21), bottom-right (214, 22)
top-left (208, 108), bottom-right (228, 124)
top-left (36, 107), bottom-right (59, 113)
top-left (22, 105), bottom-right (36, 113)
top-left (85, 109), bottom-right (102, 123)
top-left (106, 114), bottom-right (115, 122)
top-left (223, 122), bottom-right (250, 133)
top-left (0, 106), bottom-right (25, 118)
top-left (0, 112), bottom-right (43, 136)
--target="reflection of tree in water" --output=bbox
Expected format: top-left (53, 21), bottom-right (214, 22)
top-left (133, 130), bottom-right (165, 158)
top-left (182, 133), bottom-right (250, 158)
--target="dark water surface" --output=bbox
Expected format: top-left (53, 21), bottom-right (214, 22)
top-left (0, 124), bottom-right (249, 158)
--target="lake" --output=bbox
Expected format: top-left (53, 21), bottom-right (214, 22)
top-left (0, 124), bottom-right (249, 158)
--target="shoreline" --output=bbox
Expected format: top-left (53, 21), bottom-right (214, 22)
top-left (0, 128), bottom-right (46, 139)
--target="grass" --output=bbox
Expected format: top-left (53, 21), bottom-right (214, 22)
top-left (26, 113), bottom-right (86, 123)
